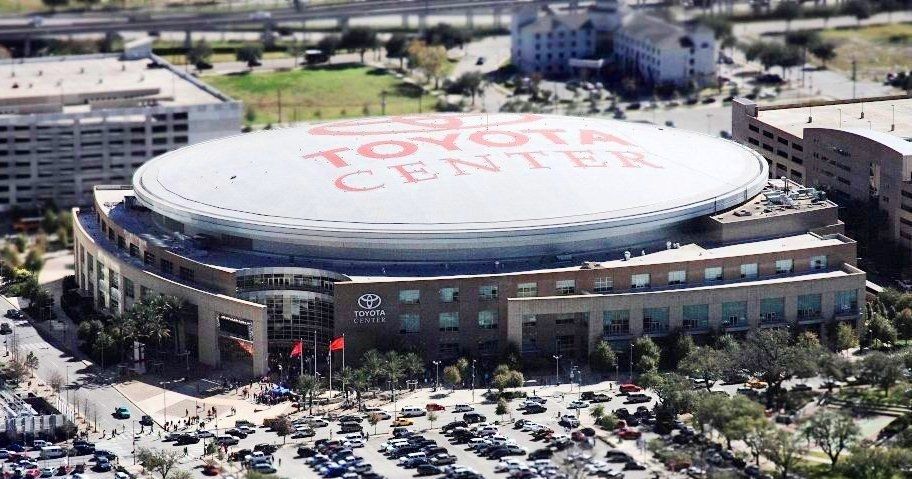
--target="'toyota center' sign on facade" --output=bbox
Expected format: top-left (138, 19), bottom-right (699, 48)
top-left (301, 114), bottom-right (663, 192)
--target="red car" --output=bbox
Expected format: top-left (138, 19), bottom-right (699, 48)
top-left (618, 428), bottom-right (642, 440)
top-left (619, 384), bottom-right (642, 393)
top-left (425, 403), bottom-right (445, 411)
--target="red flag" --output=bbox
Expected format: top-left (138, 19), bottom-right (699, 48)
top-left (329, 336), bottom-right (345, 352)
top-left (289, 340), bottom-right (303, 358)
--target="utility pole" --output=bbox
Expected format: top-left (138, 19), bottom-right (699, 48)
top-left (553, 355), bottom-right (561, 385)
top-left (851, 58), bottom-right (857, 99)
top-left (277, 89), bottom-right (282, 123)
top-left (470, 360), bottom-right (476, 403)
top-left (629, 343), bottom-right (634, 382)
top-left (432, 361), bottom-right (440, 391)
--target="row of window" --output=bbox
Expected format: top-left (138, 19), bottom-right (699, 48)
top-left (398, 310), bottom-right (499, 334)
top-left (600, 289), bottom-right (857, 336)
top-left (397, 256), bottom-right (828, 303)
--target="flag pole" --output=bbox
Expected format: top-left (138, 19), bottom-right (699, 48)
top-left (313, 335), bottom-right (317, 377)
top-left (328, 345), bottom-right (333, 401)
top-left (341, 334), bottom-right (346, 399)
top-left (298, 337), bottom-right (303, 377)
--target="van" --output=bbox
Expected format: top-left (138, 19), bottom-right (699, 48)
top-left (339, 422), bottom-right (362, 433)
top-left (39, 446), bottom-right (65, 459)
top-left (400, 407), bottom-right (426, 418)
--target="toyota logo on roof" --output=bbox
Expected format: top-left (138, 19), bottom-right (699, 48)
top-left (358, 293), bottom-right (382, 310)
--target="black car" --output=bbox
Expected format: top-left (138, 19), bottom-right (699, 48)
top-left (524, 404), bottom-right (547, 414)
top-left (139, 415), bottom-right (154, 427)
top-left (416, 464), bottom-right (441, 476)
top-left (175, 434), bottom-right (200, 445)
top-left (254, 443), bottom-right (278, 454)
top-left (226, 428), bottom-right (248, 438)
top-left (590, 393), bottom-right (611, 403)
top-left (528, 448), bottom-right (553, 460)
top-left (195, 61), bottom-right (213, 70)
top-left (463, 413), bottom-right (486, 424)
top-left (624, 460), bottom-right (648, 470)
top-left (297, 446), bottom-right (316, 458)
top-left (442, 420), bottom-right (467, 433)
top-left (626, 102), bottom-right (641, 110)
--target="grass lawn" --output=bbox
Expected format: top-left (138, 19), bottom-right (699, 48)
top-left (204, 64), bottom-right (432, 124)
top-left (819, 23), bottom-right (912, 79)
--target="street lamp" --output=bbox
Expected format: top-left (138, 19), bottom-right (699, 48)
top-left (432, 360), bottom-right (440, 391)
top-left (470, 360), bottom-right (477, 403)
top-left (629, 343), bottom-right (634, 382)
top-left (553, 355), bottom-right (561, 385)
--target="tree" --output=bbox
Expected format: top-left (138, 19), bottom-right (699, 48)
top-left (317, 35), bottom-right (341, 59)
top-left (41, 210), bottom-right (58, 235)
top-left (23, 249), bottom-right (43, 273)
top-left (422, 24), bottom-right (471, 50)
top-left (894, 308), bottom-right (912, 340)
top-left (296, 374), bottom-right (317, 414)
top-left (819, 353), bottom-right (854, 394)
top-left (738, 329), bottom-right (820, 408)
top-left (632, 336), bottom-right (661, 374)
top-left (761, 429), bottom-right (807, 479)
top-left (865, 312), bottom-right (898, 348)
top-left (590, 404), bottom-right (605, 423)
top-left (236, 44), bottom-right (263, 68)
top-left (136, 448), bottom-right (183, 479)
top-left (401, 352), bottom-right (425, 380)
top-left (24, 351), bottom-right (39, 376)
top-left (367, 412), bottom-right (382, 434)
top-left (271, 415), bottom-right (292, 443)
top-left (774, 0), bottom-right (802, 29)
top-left (41, 0), bottom-right (68, 11)
top-left (639, 372), bottom-right (698, 431)
top-left (840, 446), bottom-right (912, 479)
top-left (340, 27), bottom-right (378, 64)
top-left (454, 71), bottom-right (484, 106)
top-left (743, 418), bottom-right (772, 466)
top-left (12, 235), bottom-right (27, 253)
top-left (93, 331), bottom-right (115, 370)
top-left (803, 410), bottom-right (859, 469)
top-left (843, 0), bottom-right (871, 26)
top-left (427, 411), bottom-right (438, 430)
top-left (835, 322), bottom-right (859, 353)
top-left (48, 371), bottom-right (64, 397)
top-left (187, 40), bottom-right (213, 66)
top-left (385, 33), bottom-right (409, 69)
top-left (861, 351), bottom-right (903, 395)
top-left (492, 364), bottom-right (524, 393)
top-left (443, 365), bottom-right (462, 387)
top-left (679, 346), bottom-right (726, 390)
top-left (588, 341), bottom-right (617, 374)
top-left (407, 40), bottom-right (448, 89)
top-left (495, 398), bottom-right (509, 421)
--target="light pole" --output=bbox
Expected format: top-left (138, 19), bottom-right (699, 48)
top-left (432, 361), bottom-right (440, 391)
top-left (553, 355), bottom-right (561, 385)
top-left (628, 343), bottom-right (634, 382)
top-left (470, 360), bottom-right (476, 403)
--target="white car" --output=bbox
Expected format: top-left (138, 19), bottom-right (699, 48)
top-left (522, 422), bottom-right (543, 432)
top-left (494, 459), bottom-right (525, 472)
top-left (559, 415), bottom-right (580, 428)
top-left (343, 438), bottom-right (365, 448)
top-left (567, 400), bottom-right (589, 409)
top-left (453, 404), bottom-right (474, 413)
top-left (309, 418), bottom-right (329, 427)
top-left (249, 11), bottom-right (271, 20)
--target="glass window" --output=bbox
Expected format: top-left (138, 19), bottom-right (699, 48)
top-left (439, 312), bottom-right (459, 332)
top-left (797, 294), bottom-right (822, 320)
top-left (478, 339), bottom-right (499, 356)
top-left (740, 263), bottom-right (758, 279)
top-left (439, 287), bottom-right (459, 303)
top-left (835, 290), bottom-right (858, 314)
top-left (643, 307), bottom-right (669, 333)
top-left (668, 270), bottom-right (686, 285)
top-left (555, 280), bottom-right (576, 295)
top-left (123, 278), bottom-right (135, 299)
top-left (517, 283), bottom-right (538, 298)
top-left (479, 285), bottom-right (498, 301)
top-left (603, 310), bottom-right (630, 336)
top-left (631, 273), bottom-right (650, 289)
top-left (399, 289), bottom-right (420, 304)
top-left (775, 259), bottom-right (794, 274)
top-left (140, 286), bottom-right (151, 299)
top-left (522, 314), bottom-right (537, 326)
top-left (108, 269), bottom-right (119, 289)
top-left (682, 304), bottom-right (709, 331)
top-left (399, 313), bottom-right (420, 334)
top-left (143, 251), bottom-right (155, 266)
top-left (593, 277), bottom-right (613, 293)
top-left (179, 266), bottom-right (194, 282)
top-left (555, 314), bottom-right (575, 325)
top-left (722, 301), bottom-right (748, 327)
top-left (160, 259), bottom-right (173, 275)
top-left (811, 255), bottom-right (828, 270)
top-left (760, 297), bottom-right (785, 324)
top-left (129, 244), bottom-right (139, 258)
top-left (478, 310), bottom-right (498, 329)
top-left (704, 267), bottom-right (723, 282)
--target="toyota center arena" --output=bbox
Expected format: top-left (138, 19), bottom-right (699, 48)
top-left (72, 114), bottom-right (865, 376)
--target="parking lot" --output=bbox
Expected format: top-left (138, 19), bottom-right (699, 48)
top-left (164, 381), bottom-right (664, 479)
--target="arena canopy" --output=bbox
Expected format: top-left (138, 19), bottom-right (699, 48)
top-left (133, 114), bottom-right (768, 263)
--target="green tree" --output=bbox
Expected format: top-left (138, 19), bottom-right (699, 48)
top-left (407, 40), bottom-right (448, 89)
top-left (861, 351), bottom-right (903, 395)
top-left (835, 322), bottom-right (859, 352)
top-left (401, 351), bottom-right (424, 380)
top-left (738, 329), bottom-right (820, 408)
top-left (272, 415), bottom-right (292, 443)
top-left (136, 448), bottom-right (183, 479)
top-left (1, 245), bottom-right (20, 271)
top-left (24, 351), bottom-right (39, 376)
top-left (865, 312), bottom-right (898, 349)
top-left (495, 398), bottom-right (509, 421)
top-left (422, 23), bottom-right (471, 50)
top-left (761, 429), bottom-right (807, 479)
top-left (894, 308), bottom-right (912, 340)
top-left (454, 71), bottom-right (484, 106)
top-left (317, 35), bottom-right (341, 58)
top-left (803, 410), bottom-right (859, 469)
top-left (296, 374), bottom-right (317, 414)
top-left (385, 33), bottom-right (409, 69)
top-left (427, 410), bottom-right (438, 429)
top-left (12, 235), bottom-right (27, 253)
top-left (590, 404), bottom-right (605, 423)
top-left (443, 365), bottom-right (462, 387)
top-left (639, 372), bottom-right (698, 429)
top-left (679, 345), bottom-right (727, 390)
top-left (236, 43), bottom-right (263, 67)
top-left (840, 446), bottom-right (912, 479)
top-left (23, 249), bottom-right (44, 273)
top-left (340, 27), bottom-right (378, 63)
top-left (589, 340), bottom-right (617, 373)
top-left (632, 336), bottom-right (661, 374)
top-left (41, 209), bottom-right (59, 235)
top-left (843, 0), bottom-right (871, 26)
top-left (187, 40), bottom-right (213, 66)
top-left (367, 412), bottom-right (382, 434)
top-left (774, 0), bottom-right (802, 29)
top-left (41, 0), bottom-right (68, 11)
top-left (492, 364), bottom-right (524, 393)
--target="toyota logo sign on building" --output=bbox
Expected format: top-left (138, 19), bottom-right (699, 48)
top-left (358, 293), bottom-right (382, 310)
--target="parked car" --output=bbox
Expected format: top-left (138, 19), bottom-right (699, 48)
top-left (452, 404), bottom-right (474, 413)
top-left (112, 407), bottom-right (130, 419)
top-left (425, 403), bottom-right (445, 412)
